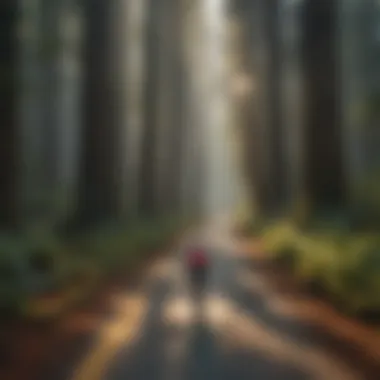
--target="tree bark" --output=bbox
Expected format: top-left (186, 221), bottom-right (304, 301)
top-left (138, 0), bottom-right (161, 217)
top-left (77, 0), bottom-right (125, 226)
top-left (229, 0), bottom-right (283, 217)
top-left (262, 0), bottom-right (286, 214)
top-left (0, 1), bottom-right (18, 229)
top-left (301, 0), bottom-right (346, 213)
top-left (155, 0), bottom-right (186, 215)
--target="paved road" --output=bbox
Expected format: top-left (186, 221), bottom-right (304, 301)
top-left (44, 227), bottom-right (380, 380)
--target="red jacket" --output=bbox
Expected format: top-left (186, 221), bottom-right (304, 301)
top-left (187, 248), bottom-right (208, 268)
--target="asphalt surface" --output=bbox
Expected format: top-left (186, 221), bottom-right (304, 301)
top-left (42, 227), bottom-right (380, 380)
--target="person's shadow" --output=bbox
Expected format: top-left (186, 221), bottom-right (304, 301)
top-left (190, 283), bottom-right (207, 321)
top-left (183, 321), bottom-right (221, 380)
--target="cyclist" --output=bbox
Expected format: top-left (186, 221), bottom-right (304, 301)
top-left (186, 246), bottom-right (209, 298)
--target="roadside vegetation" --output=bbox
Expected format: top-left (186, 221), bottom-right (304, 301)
top-left (260, 219), bottom-right (380, 318)
top-left (0, 215), bottom-right (187, 321)
top-left (235, 171), bottom-right (380, 320)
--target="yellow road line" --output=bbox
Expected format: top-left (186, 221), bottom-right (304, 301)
top-left (71, 294), bottom-right (147, 380)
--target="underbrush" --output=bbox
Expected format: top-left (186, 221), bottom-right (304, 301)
top-left (0, 215), bottom-right (186, 321)
top-left (260, 219), bottom-right (380, 318)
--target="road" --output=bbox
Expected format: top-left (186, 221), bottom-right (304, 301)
top-left (42, 226), bottom-right (380, 380)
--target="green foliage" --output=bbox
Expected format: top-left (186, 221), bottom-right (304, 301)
top-left (0, 228), bottom-right (78, 315)
top-left (0, 215), bottom-right (185, 319)
top-left (260, 219), bottom-right (380, 317)
top-left (352, 168), bottom-right (380, 229)
top-left (261, 220), bottom-right (300, 260)
top-left (291, 195), bottom-right (311, 229)
top-left (233, 199), bottom-right (266, 238)
top-left (74, 215), bottom-right (183, 272)
top-left (0, 235), bottom-right (30, 314)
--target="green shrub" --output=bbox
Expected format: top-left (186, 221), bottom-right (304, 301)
top-left (274, 246), bottom-right (298, 269)
top-left (0, 215), bottom-right (185, 318)
top-left (334, 244), bottom-right (380, 314)
top-left (71, 215), bottom-right (183, 271)
top-left (261, 220), bottom-right (300, 257)
top-left (352, 169), bottom-right (380, 229)
top-left (23, 229), bottom-right (76, 291)
top-left (260, 219), bottom-right (380, 316)
top-left (0, 236), bottom-right (29, 314)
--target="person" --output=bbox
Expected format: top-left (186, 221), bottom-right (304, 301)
top-left (186, 246), bottom-right (209, 298)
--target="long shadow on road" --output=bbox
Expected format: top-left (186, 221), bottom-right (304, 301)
top-left (183, 318), bottom-right (309, 380)
top-left (182, 322), bottom-right (221, 380)
top-left (106, 277), bottom-right (171, 380)
top-left (232, 256), bottom-right (380, 379)
top-left (66, 246), bottom-right (380, 380)
top-left (220, 347), bottom-right (310, 380)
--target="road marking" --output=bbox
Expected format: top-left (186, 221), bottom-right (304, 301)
top-left (71, 293), bottom-right (147, 380)
top-left (211, 298), bottom-right (363, 380)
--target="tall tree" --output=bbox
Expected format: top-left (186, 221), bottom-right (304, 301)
top-left (155, 0), bottom-right (186, 215)
top-left (138, 0), bottom-right (161, 217)
top-left (229, 0), bottom-right (285, 217)
top-left (76, 0), bottom-right (125, 227)
top-left (0, 0), bottom-right (18, 229)
top-left (262, 0), bottom-right (286, 213)
top-left (167, 0), bottom-right (187, 213)
top-left (301, 0), bottom-right (346, 213)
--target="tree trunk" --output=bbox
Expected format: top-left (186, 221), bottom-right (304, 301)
top-left (123, 0), bottom-right (148, 218)
top-left (229, 0), bottom-right (283, 218)
top-left (167, 0), bottom-right (186, 214)
top-left (0, 1), bottom-right (18, 229)
top-left (301, 0), bottom-right (346, 213)
top-left (155, 0), bottom-right (185, 215)
top-left (262, 0), bottom-right (286, 214)
top-left (138, 0), bottom-right (161, 217)
top-left (77, 0), bottom-right (125, 227)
